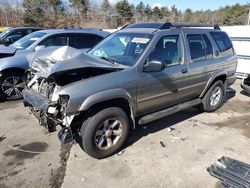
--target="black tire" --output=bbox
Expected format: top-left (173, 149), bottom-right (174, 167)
top-left (0, 71), bottom-right (26, 100)
top-left (202, 80), bottom-right (225, 112)
top-left (80, 107), bottom-right (129, 159)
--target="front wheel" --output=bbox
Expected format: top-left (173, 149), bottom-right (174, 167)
top-left (202, 80), bottom-right (225, 112)
top-left (80, 107), bottom-right (130, 159)
top-left (0, 71), bottom-right (26, 100)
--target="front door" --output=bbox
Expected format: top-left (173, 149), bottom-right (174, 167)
top-left (137, 31), bottom-right (190, 114)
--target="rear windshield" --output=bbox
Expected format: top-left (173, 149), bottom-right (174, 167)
top-left (210, 32), bottom-right (234, 56)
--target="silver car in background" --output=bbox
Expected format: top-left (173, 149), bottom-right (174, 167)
top-left (0, 29), bottom-right (109, 100)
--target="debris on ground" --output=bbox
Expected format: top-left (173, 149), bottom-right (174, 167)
top-left (81, 177), bottom-right (86, 182)
top-left (208, 156), bottom-right (250, 188)
top-left (167, 127), bottom-right (175, 132)
top-left (160, 141), bottom-right (166, 148)
top-left (0, 135), bottom-right (6, 143)
top-left (117, 150), bottom-right (125, 156)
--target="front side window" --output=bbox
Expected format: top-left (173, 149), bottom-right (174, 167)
top-left (210, 32), bottom-right (234, 56)
top-left (88, 32), bottom-right (152, 66)
top-left (148, 35), bottom-right (182, 67)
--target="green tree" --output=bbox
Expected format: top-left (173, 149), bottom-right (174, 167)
top-left (23, 0), bottom-right (46, 27)
top-left (115, 0), bottom-right (133, 22)
top-left (152, 6), bottom-right (163, 20)
top-left (48, 0), bottom-right (64, 13)
top-left (144, 4), bottom-right (152, 20)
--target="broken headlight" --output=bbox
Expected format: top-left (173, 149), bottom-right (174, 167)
top-left (58, 95), bottom-right (70, 112)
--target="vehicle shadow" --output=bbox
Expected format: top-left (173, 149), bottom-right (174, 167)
top-left (124, 88), bottom-right (236, 149)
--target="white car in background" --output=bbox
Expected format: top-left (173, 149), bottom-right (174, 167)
top-left (221, 26), bottom-right (250, 78)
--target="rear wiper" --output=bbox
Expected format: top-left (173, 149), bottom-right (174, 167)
top-left (100, 57), bottom-right (117, 65)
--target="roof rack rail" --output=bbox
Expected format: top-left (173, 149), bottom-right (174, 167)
top-left (159, 22), bottom-right (220, 30)
top-left (122, 22), bottom-right (220, 30)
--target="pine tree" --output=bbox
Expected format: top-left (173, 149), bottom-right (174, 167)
top-left (115, 0), bottom-right (133, 22)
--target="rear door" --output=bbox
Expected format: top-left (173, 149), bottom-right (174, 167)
top-left (182, 30), bottom-right (217, 98)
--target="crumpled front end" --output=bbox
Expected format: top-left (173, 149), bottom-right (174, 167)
top-left (23, 46), bottom-right (125, 141)
top-left (23, 46), bottom-right (82, 133)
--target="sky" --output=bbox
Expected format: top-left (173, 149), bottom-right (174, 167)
top-left (107, 0), bottom-right (250, 11)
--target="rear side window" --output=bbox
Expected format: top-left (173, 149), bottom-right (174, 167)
top-left (210, 32), bottom-right (234, 56)
top-left (187, 34), bottom-right (214, 62)
top-left (71, 35), bottom-right (103, 49)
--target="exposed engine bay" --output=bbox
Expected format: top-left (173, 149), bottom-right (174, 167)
top-left (23, 46), bottom-right (125, 132)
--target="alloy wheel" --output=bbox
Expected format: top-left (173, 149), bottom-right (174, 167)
top-left (95, 118), bottom-right (123, 150)
top-left (1, 76), bottom-right (25, 99)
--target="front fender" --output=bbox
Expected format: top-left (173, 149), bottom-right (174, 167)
top-left (0, 54), bottom-right (29, 72)
top-left (78, 88), bottom-right (136, 113)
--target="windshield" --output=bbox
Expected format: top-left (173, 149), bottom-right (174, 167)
top-left (88, 32), bottom-right (152, 66)
top-left (10, 31), bottom-right (46, 50)
top-left (0, 29), bottom-right (10, 38)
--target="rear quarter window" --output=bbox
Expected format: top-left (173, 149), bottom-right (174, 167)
top-left (210, 32), bottom-right (234, 56)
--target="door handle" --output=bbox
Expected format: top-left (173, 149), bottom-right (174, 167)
top-left (181, 68), bottom-right (188, 74)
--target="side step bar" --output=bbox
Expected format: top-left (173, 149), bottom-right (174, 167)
top-left (208, 156), bottom-right (250, 188)
top-left (138, 98), bottom-right (201, 124)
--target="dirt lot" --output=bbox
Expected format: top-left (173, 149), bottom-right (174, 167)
top-left (0, 80), bottom-right (250, 188)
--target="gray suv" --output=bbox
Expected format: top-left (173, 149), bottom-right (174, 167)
top-left (23, 22), bottom-right (237, 159)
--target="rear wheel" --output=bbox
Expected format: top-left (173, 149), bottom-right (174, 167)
top-left (80, 107), bottom-right (129, 159)
top-left (0, 71), bottom-right (26, 100)
top-left (202, 80), bottom-right (225, 112)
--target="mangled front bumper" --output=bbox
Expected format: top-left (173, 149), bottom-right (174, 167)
top-left (23, 88), bottom-right (49, 113)
top-left (23, 88), bottom-right (76, 139)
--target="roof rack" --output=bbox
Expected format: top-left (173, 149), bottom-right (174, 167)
top-left (122, 22), bottom-right (220, 30)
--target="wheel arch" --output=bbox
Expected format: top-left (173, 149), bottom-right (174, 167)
top-left (0, 67), bottom-right (26, 75)
top-left (76, 89), bottom-right (136, 129)
top-left (200, 71), bottom-right (227, 98)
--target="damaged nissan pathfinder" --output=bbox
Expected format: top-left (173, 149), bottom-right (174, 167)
top-left (23, 22), bottom-right (237, 159)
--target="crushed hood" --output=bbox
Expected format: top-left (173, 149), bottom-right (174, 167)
top-left (27, 46), bottom-right (129, 78)
top-left (0, 45), bottom-right (16, 55)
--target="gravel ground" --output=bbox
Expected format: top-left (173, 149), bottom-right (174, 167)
top-left (0, 80), bottom-right (250, 188)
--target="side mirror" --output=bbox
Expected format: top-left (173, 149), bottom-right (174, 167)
top-left (34, 45), bottom-right (46, 51)
top-left (143, 60), bottom-right (165, 72)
